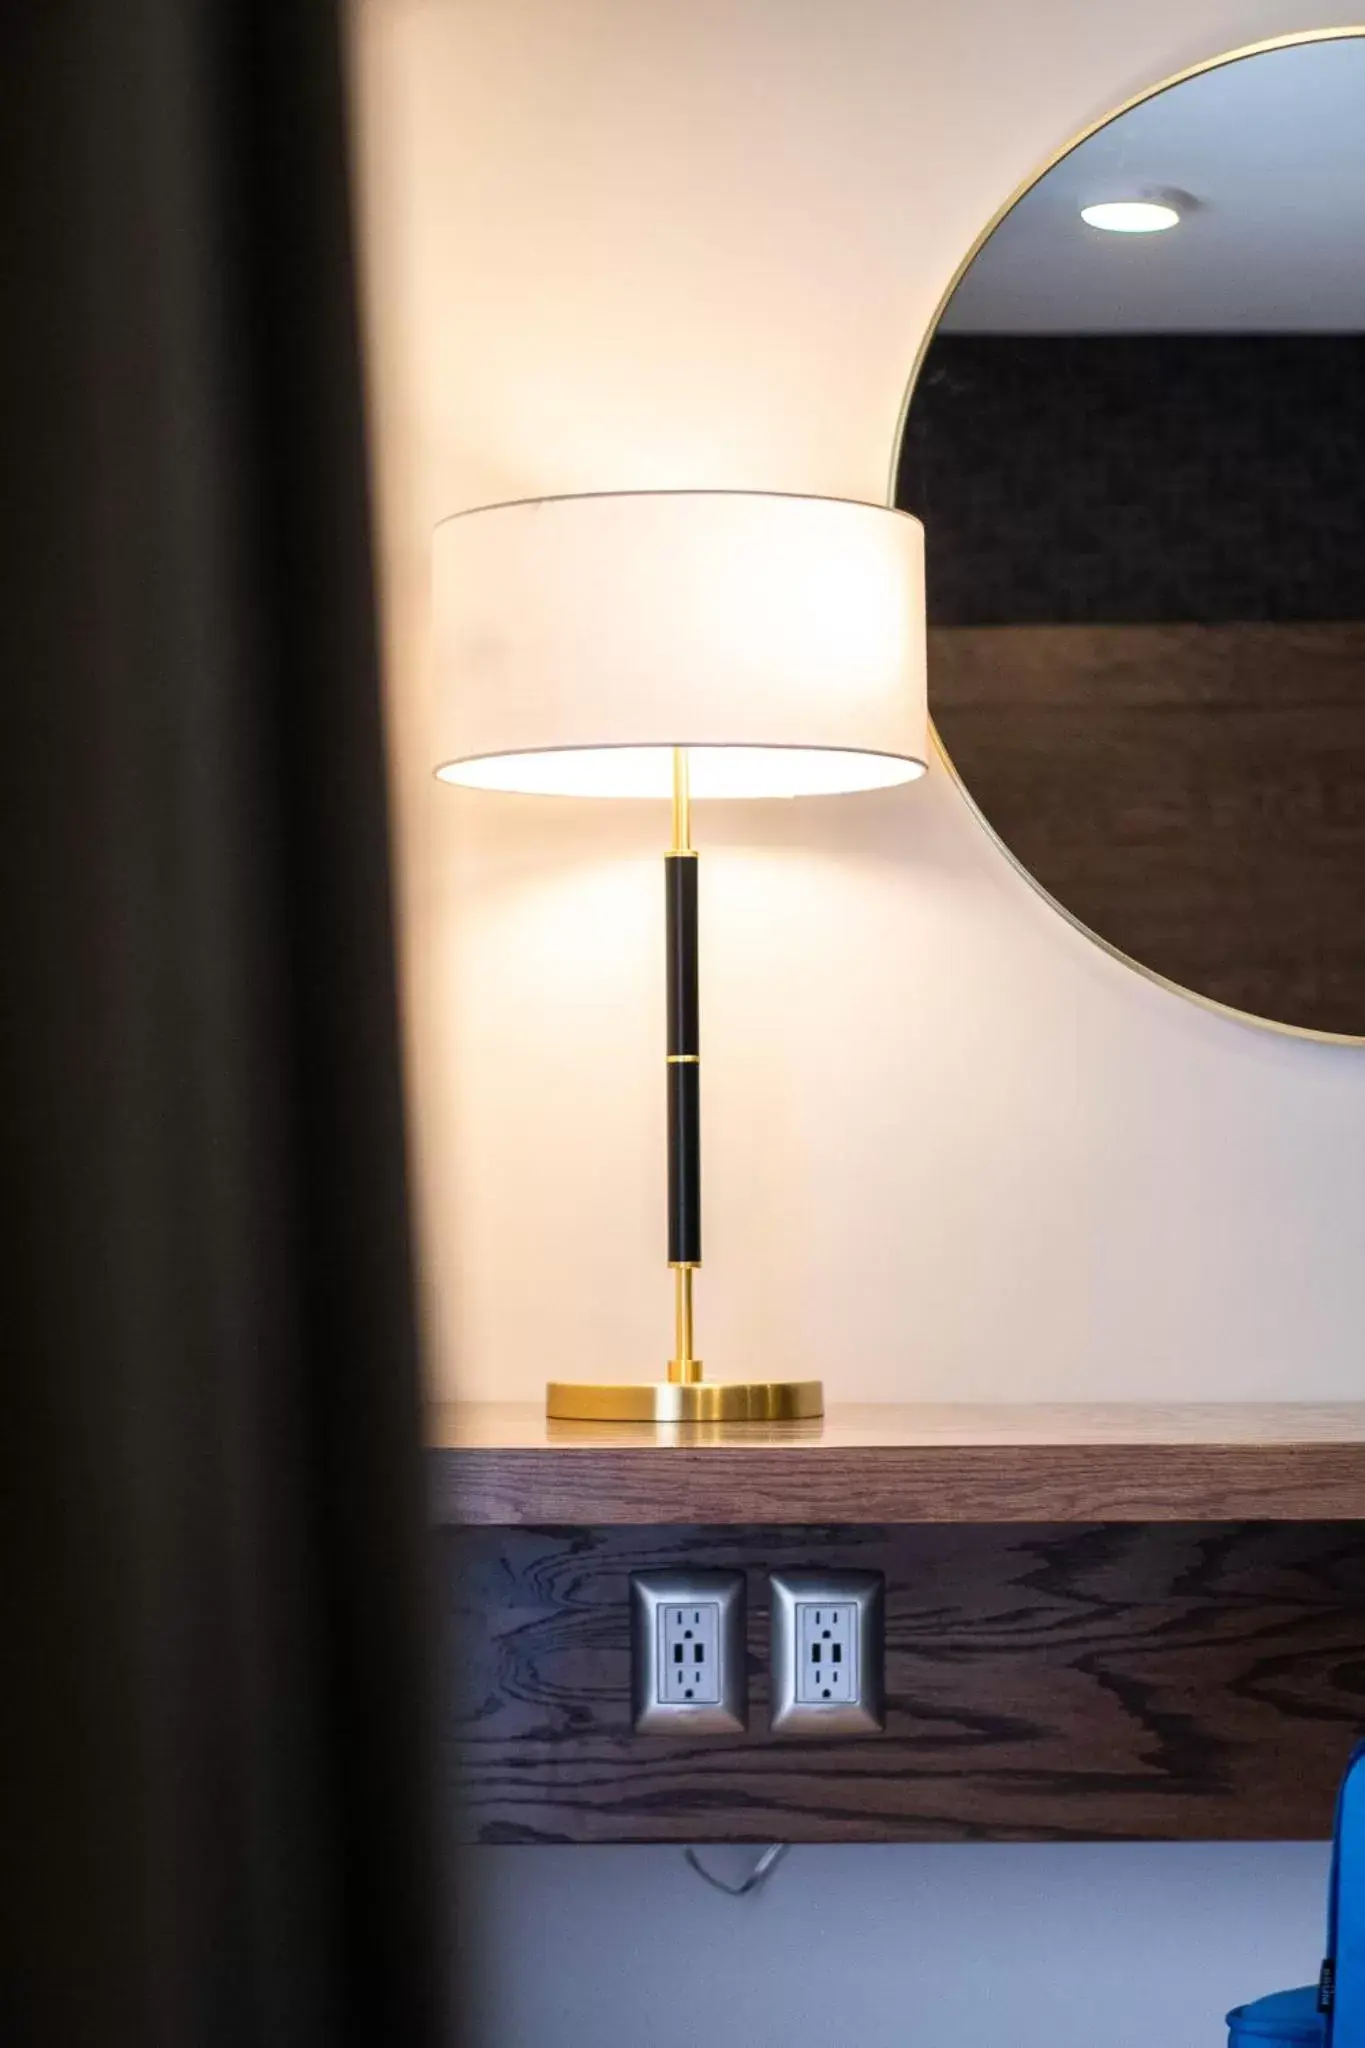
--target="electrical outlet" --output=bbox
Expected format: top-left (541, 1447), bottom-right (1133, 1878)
top-left (796, 1599), bottom-right (860, 1705)
top-left (770, 1571), bottom-right (884, 1735)
top-left (631, 1570), bottom-right (746, 1734)
top-left (658, 1600), bottom-right (722, 1705)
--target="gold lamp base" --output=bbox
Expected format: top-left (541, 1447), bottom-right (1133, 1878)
top-left (545, 1378), bottom-right (824, 1424)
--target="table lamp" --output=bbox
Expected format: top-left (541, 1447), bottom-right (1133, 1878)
top-left (432, 490), bottom-right (927, 1423)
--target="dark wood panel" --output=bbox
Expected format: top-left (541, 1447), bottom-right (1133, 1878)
top-left (931, 622), bottom-right (1365, 1035)
top-left (443, 1522), bottom-right (1365, 1845)
top-left (931, 623), bottom-right (1365, 710)
top-left (429, 1402), bottom-right (1365, 1526)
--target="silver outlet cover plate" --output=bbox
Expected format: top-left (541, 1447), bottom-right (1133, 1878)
top-left (770, 1569), bottom-right (885, 1735)
top-left (631, 1569), bottom-right (747, 1734)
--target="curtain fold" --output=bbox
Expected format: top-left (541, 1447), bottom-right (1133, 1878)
top-left (3, 5), bottom-right (447, 2042)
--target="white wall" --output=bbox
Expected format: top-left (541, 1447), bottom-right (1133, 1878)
top-left (349, 4), bottom-right (1362, 2042)
top-left (459, 1843), bottom-right (1331, 2048)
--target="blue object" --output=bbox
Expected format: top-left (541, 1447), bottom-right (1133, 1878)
top-left (1228, 1742), bottom-right (1365, 2047)
top-left (1333, 1741), bottom-right (1365, 2047)
top-left (1227, 1988), bottom-right (1324, 2046)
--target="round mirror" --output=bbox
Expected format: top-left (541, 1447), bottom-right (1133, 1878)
top-left (896, 33), bottom-right (1365, 1039)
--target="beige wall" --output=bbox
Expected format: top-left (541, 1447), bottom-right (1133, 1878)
top-left (352, 0), bottom-right (1365, 1404)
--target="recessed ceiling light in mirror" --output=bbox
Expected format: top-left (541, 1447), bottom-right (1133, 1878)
top-left (1080, 198), bottom-right (1181, 233)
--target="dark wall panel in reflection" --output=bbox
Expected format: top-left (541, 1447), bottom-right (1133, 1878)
top-left (898, 334), bottom-right (1365, 627)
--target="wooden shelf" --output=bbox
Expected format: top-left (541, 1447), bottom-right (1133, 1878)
top-left (435, 1403), bottom-right (1365, 1844)
top-left (429, 1399), bottom-right (1365, 1525)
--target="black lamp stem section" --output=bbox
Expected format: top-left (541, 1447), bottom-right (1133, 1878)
top-left (665, 851), bottom-right (701, 1266)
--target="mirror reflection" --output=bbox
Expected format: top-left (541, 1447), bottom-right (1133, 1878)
top-left (897, 34), bottom-right (1365, 1037)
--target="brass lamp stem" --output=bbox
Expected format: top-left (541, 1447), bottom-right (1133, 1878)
top-left (671, 742), bottom-right (692, 854)
top-left (666, 745), bottom-right (702, 1385)
top-left (669, 1264), bottom-right (700, 1384)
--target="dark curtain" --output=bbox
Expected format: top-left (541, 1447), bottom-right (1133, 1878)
top-left (3, 5), bottom-right (448, 2044)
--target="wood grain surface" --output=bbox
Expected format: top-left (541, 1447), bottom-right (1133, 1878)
top-left (429, 1403), bottom-right (1365, 1527)
top-left (931, 621), bottom-right (1365, 1036)
top-left (443, 1521), bottom-right (1365, 1845)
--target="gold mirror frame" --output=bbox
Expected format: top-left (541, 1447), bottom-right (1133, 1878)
top-left (888, 26), bottom-right (1365, 1048)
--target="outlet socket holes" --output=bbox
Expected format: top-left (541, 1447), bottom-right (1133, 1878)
top-left (796, 1602), bottom-right (859, 1704)
top-left (659, 1603), bottom-right (722, 1705)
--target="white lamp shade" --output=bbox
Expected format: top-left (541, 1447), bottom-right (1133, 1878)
top-left (431, 491), bottom-right (928, 798)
